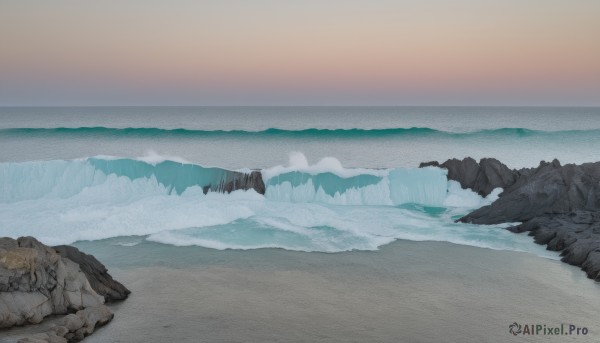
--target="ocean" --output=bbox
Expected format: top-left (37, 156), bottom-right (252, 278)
top-left (1, 106), bottom-right (600, 253)
top-left (3, 106), bottom-right (600, 168)
top-left (0, 107), bottom-right (600, 256)
top-left (2, 106), bottom-right (600, 342)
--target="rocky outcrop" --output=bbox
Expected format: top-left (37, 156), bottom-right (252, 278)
top-left (459, 160), bottom-right (600, 224)
top-left (506, 211), bottom-right (600, 281)
top-left (17, 305), bottom-right (113, 343)
top-left (423, 158), bottom-right (600, 282)
top-left (52, 246), bottom-right (129, 302)
top-left (0, 237), bottom-right (104, 328)
top-left (419, 157), bottom-right (518, 197)
top-left (1, 237), bottom-right (125, 341)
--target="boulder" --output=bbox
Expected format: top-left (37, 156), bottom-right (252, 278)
top-left (52, 246), bottom-right (130, 302)
top-left (420, 157), bottom-right (518, 197)
top-left (16, 304), bottom-right (114, 343)
top-left (0, 237), bottom-right (104, 328)
top-left (460, 160), bottom-right (600, 224)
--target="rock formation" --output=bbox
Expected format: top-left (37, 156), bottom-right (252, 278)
top-left (52, 246), bottom-right (129, 302)
top-left (460, 159), bottom-right (600, 224)
top-left (419, 157), bottom-right (518, 197)
top-left (17, 305), bottom-right (114, 343)
top-left (506, 211), bottom-right (600, 281)
top-left (0, 237), bottom-right (104, 328)
top-left (421, 158), bottom-right (600, 282)
top-left (0, 237), bottom-right (127, 341)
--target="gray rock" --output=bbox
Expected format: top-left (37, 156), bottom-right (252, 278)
top-left (69, 305), bottom-right (114, 341)
top-left (58, 314), bottom-right (83, 332)
top-left (474, 158), bottom-right (518, 197)
top-left (460, 160), bottom-right (600, 224)
top-left (0, 237), bottom-right (104, 328)
top-left (52, 246), bottom-right (130, 302)
top-left (422, 157), bottom-right (600, 282)
top-left (17, 332), bottom-right (67, 343)
top-left (433, 158), bottom-right (600, 282)
top-left (16, 305), bottom-right (113, 343)
top-left (420, 157), bottom-right (518, 197)
top-left (505, 211), bottom-right (600, 281)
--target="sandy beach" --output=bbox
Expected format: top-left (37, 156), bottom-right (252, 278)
top-left (4, 239), bottom-right (597, 343)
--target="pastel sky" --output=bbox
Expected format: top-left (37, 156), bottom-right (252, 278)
top-left (1, 0), bottom-right (599, 105)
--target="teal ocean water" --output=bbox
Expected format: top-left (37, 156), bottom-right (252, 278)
top-left (1, 106), bottom-right (599, 254)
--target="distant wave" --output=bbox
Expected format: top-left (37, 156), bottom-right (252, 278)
top-left (0, 126), bottom-right (593, 138)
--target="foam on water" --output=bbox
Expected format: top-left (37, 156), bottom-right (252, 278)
top-left (264, 153), bottom-right (447, 206)
top-left (262, 152), bottom-right (389, 180)
top-left (145, 201), bottom-right (554, 258)
top-left (0, 155), bottom-right (555, 258)
top-left (444, 181), bottom-right (502, 208)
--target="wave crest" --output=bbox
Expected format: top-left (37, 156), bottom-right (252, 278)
top-left (0, 154), bottom-right (555, 257)
top-left (1, 126), bottom-right (586, 139)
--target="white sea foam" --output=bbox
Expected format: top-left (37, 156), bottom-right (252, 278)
top-left (89, 151), bottom-right (192, 166)
top-left (262, 152), bottom-right (389, 180)
top-left (0, 157), bottom-right (554, 258)
top-left (136, 150), bottom-right (191, 165)
top-left (265, 178), bottom-right (394, 206)
top-left (112, 241), bottom-right (142, 247)
top-left (145, 200), bottom-right (555, 257)
top-left (264, 158), bottom-right (448, 207)
top-left (444, 181), bottom-right (502, 208)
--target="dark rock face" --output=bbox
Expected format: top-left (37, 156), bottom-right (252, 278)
top-left (17, 305), bottom-right (114, 343)
top-left (221, 170), bottom-right (265, 194)
top-left (425, 158), bottom-right (600, 282)
top-left (506, 211), bottom-right (600, 281)
top-left (52, 245), bottom-right (130, 302)
top-left (203, 170), bottom-right (265, 195)
top-left (460, 160), bottom-right (600, 224)
top-left (419, 157), bottom-right (518, 197)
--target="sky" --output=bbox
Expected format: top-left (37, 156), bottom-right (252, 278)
top-left (1, 0), bottom-right (599, 106)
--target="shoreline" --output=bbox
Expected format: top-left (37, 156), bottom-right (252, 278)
top-left (4, 240), bottom-right (597, 343)
top-left (422, 158), bottom-right (600, 281)
top-left (3, 156), bottom-right (600, 342)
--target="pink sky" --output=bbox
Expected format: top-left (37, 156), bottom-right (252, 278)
top-left (1, 0), bottom-right (599, 105)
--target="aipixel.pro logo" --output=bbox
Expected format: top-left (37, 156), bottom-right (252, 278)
top-left (509, 322), bottom-right (589, 336)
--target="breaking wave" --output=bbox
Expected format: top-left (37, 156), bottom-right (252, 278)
top-left (0, 153), bottom-right (554, 257)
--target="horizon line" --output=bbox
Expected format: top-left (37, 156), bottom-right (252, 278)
top-left (1, 104), bottom-right (599, 108)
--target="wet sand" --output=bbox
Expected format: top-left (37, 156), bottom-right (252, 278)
top-left (3, 240), bottom-right (599, 342)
